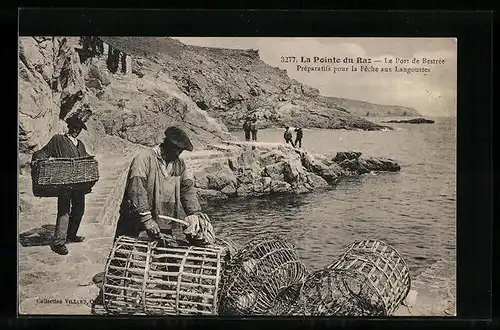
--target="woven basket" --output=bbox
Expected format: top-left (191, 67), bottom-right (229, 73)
top-left (102, 235), bottom-right (228, 315)
top-left (218, 235), bottom-right (309, 316)
top-left (290, 239), bottom-right (411, 316)
top-left (289, 267), bottom-right (388, 316)
top-left (31, 156), bottom-right (99, 197)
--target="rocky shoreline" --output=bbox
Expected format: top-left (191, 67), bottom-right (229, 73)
top-left (382, 117), bottom-right (435, 124)
top-left (192, 142), bottom-right (401, 203)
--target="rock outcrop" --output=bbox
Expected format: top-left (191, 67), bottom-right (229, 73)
top-left (99, 37), bottom-right (400, 131)
top-left (18, 37), bottom-right (233, 160)
top-left (382, 118), bottom-right (435, 124)
top-left (193, 144), bottom-right (400, 202)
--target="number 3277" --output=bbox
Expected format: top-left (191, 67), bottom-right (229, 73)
top-left (280, 56), bottom-right (296, 63)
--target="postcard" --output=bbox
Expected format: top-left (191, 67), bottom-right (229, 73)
top-left (18, 36), bottom-right (456, 316)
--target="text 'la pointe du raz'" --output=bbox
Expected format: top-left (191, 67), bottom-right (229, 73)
top-left (289, 56), bottom-right (445, 65)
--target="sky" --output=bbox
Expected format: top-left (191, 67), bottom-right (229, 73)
top-left (173, 37), bottom-right (457, 117)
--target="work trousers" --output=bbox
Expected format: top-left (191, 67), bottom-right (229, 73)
top-left (251, 130), bottom-right (258, 141)
top-left (53, 190), bottom-right (85, 246)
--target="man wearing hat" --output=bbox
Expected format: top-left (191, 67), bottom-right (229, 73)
top-left (114, 126), bottom-right (202, 241)
top-left (31, 112), bottom-right (91, 255)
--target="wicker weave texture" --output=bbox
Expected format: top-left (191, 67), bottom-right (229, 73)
top-left (218, 235), bottom-right (309, 316)
top-left (289, 267), bottom-right (387, 316)
top-left (33, 157), bottom-right (99, 185)
top-left (287, 240), bottom-right (410, 316)
top-left (102, 236), bottom-right (227, 315)
top-left (31, 157), bottom-right (99, 197)
top-left (327, 240), bottom-right (411, 315)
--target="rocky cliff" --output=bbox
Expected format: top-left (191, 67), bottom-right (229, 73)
top-left (18, 36), bottom-right (232, 161)
top-left (100, 37), bottom-right (399, 131)
top-left (19, 36), bottom-right (412, 165)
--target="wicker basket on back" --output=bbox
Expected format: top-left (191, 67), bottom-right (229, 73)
top-left (289, 239), bottom-right (411, 316)
top-left (31, 156), bottom-right (99, 197)
top-left (102, 235), bottom-right (228, 315)
top-left (218, 235), bottom-right (309, 316)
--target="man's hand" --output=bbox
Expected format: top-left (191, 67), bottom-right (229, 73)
top-left (143, 219), bottom-right (161, 237)
top-left (184, 214), bottom-right (201, 236)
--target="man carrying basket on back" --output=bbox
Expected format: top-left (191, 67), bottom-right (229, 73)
top-left (31, 113), bottom-right (91, 255)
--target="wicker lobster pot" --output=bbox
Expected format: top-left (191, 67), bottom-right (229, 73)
top-left (218, 235), bottom-right (309, 316)
top-left (31, 156), bottom-right (99, 197)
top-left (102, 235), bottom-right (228, 315)
top-left (290, 239), bottom-right (411, 316)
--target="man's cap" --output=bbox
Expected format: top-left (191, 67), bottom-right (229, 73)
top-left (65, 113), bottom-right (87, 130)
top-left (164, 126), bottom-right (193, 151)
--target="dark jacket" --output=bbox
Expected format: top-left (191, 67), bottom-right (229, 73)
top-left (32, 134), bottom-right (90, 160)
top-left (31, 134), bottom-right (92, 195)
top-left (295, 128), bottom-right (303, 139)
top-left (284, 130), bottom-right (292, 140)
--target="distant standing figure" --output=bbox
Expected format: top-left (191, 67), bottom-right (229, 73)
top-left (284, 127), bottom-right (295, 147)
top-left (243, 118), bottom-right (251, 141)
top-left (250, 118), bottom-right (258, 141)
top-left (294, 127), bottom-right (303, 148)
top-left (30, 113), bottom-right (91, 255)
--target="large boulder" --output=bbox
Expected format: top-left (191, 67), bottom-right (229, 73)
top-left (85, 59), bottom-right (112, 86)
top-left (264, 162), bottom-right (286, 182)
top-left (334, 154), bottom-right (401, 175)
top-left (205, 162), bottom-right (238, 196)
top-left (300, 150), bottom-right (343, 183)
top-left (283, 160), bottom-right (303, 184)
top-left (236, 184), bottom-right (254, 197)
top-left (332, 150), bottom-right (362, 162)
top-left (307, 173), bottom-right (329, 189)
top-left (337, 159), bottom-right (370, 175)
top-left (235, 148), bottom-right (261, 168)
top-left (270, 180), bottom-right (292, 194)
top-left (253, 177), bottom-right (272, 196)
top-left (260, 148), bottom-right (288, 166)
top-left (237, 166), bottom-right (264, 185)
top-left (359, 157), bottom-right (401, 172)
